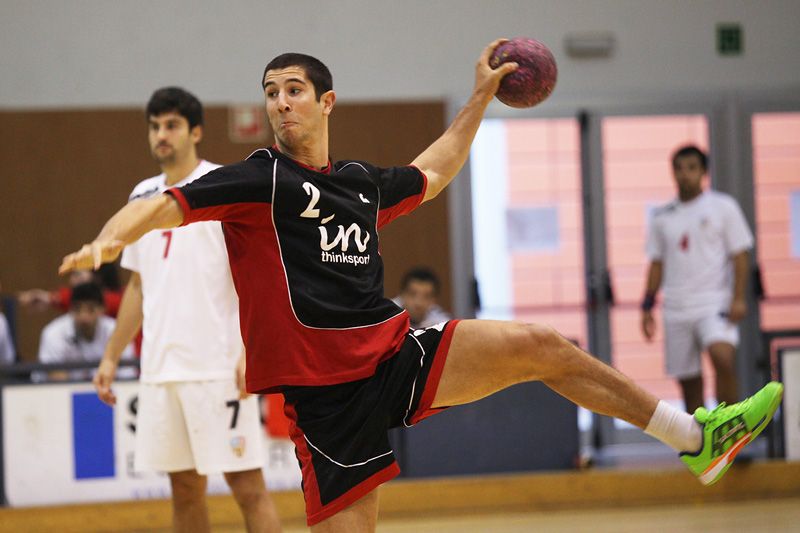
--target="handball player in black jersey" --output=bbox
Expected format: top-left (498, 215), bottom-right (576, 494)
top-left (60, 39), bottom-right (781, 532)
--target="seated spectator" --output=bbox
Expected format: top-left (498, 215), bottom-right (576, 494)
top-left (0, 280), bottom-right (16, 365)
top-left (392, 267), bottom-right (452, 329)
top-left (18, 264), bottom-right (123, 317)
top-left (36, 281), bottom-right (133, 382)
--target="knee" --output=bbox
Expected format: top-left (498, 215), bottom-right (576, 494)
top-left (508, 322), bottom-right (560, 351)
top-left (509, 322), bottom-right (572, 376)
top-left (170, 471), bottom-right (206, 506)
top-left (709, 345), bottom-right (737, 374)
top-left (225, 469), bottom-right (267, 507)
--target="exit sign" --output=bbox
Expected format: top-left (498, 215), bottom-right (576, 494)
top-left (717, 24), bottom-right (743, 56)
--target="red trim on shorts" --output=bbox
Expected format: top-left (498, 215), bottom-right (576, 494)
top-left (409, 319), bottom-right (461, 424)
top-left (283, 402), bottom-right (322, 521)
top-left (307, 462), bottom-right (400, 527)
top-left (285, 400), bottom-right (401, 526)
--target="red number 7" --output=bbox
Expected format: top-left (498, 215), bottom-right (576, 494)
top-left (161, 230), bottom-right (173, 259)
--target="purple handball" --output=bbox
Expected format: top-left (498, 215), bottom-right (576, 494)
top-left (490, 38), bottom-right (557, 108)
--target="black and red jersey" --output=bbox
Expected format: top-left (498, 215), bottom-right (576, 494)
top-left (167, 148), bottom-right (427, 392)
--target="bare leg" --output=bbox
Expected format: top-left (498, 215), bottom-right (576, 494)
top-left (707, 342), bottom-right (738, 405)
top-left (169, 469), bottom-right (210, 533)
top-left (310, 489), bottom-right (379, 533)
top-left (432, 320), bottom-right (658, 429)
top-left (679, 376), bottom-right (704, 414)
top-left (224, 468), bottom-right (282, 533)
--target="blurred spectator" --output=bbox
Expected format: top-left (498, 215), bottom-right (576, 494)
top-left (36, 281), bottom-right (133, 381)
top-left (0, 280), bottom-right (16, 364)
top-left (18, 263), bottom-right (123, 317)
top-left (392, 266), bottom-right (451, 329)
top-left (640, 145), bottom-right (753, 413)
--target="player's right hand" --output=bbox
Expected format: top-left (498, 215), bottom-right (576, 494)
top-left (475, 39), bottom-right (518, 99)
top-left (641, 310), bottom-right (656, 341)
top-left (59, 240), bottom-right (126, 275)
top-left (94, 358), bottom-right (118, 406)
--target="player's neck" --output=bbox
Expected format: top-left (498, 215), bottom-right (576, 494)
top-left (275, 136), bottom-right (329, 171)
top-left (162, 154), bottom-right (201, 186)
top-left (678, 188), bottom-right (703, 203)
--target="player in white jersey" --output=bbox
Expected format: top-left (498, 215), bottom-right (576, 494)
top-left (641, 145), bottom-right (754, 414)
top-left (93, 88), bottom-right (280, 533)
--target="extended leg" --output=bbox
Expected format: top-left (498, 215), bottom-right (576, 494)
top-left (432, 320), bottom-right (658, 428)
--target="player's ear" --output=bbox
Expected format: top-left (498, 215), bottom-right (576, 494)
top-left (191, 124), bottom-right (203, 144)
top-left (321, 90), bottom-right (336, 116)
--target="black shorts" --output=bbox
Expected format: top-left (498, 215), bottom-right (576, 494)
top-left (281, 320), bottom-right (460, 526)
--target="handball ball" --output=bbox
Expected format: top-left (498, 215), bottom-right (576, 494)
top-left (490, 38), bottom-right (557, 108)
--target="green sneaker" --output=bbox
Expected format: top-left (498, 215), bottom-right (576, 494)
top-left (680, 381), bottom-right (783, 486)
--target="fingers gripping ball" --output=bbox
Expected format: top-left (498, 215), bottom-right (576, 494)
top-left (490, 38), bottom-right (557, 108)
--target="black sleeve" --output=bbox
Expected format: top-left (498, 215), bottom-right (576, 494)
top-left (373, 165), bottom-right (427, 228)
top-left (166, 153), bottom-right (274, 225)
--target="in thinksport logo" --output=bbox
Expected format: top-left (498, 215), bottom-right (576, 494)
top-left (318, 222), bottom-right (371, 266)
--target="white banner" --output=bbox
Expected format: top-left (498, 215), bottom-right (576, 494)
top-left (2, 382), bottom-right (301, 507)
top-left (783, 349), bottom-right (800, 461)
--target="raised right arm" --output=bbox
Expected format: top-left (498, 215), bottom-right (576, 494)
top-left (59, 194), bottom-right (183, 274)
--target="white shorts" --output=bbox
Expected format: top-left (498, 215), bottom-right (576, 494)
top-left (663, 311), bottom-right (739, 380)
top-left (134, 380), bottom-right (263, 475)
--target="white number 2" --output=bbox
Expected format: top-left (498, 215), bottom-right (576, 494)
top-left (300, 182), bottom-right (321, 218)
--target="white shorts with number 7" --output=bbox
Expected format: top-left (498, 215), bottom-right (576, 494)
top-left (134, 380), bottom-right (263, 475)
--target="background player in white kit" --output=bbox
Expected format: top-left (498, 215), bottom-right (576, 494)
top-left (93, 87), bottom-right (281, 533)
top-left (641, 145), bottom-right (754, 414)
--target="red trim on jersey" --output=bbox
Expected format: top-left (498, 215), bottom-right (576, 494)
top-left (377, 167), bottom-right (428, 228)
top-left (165, 188), bottom-right (191, 224)
top-left (409, 319), bottom-right (460, 424)
top-left (410, 164), bottom-right (429, 200)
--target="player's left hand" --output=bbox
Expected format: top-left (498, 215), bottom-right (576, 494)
top-left (236, 352), bottom-right (249, 400)
top-left (59, 240), bottom-right (126, 274)
top-left (727, 298), bottom-right (747, 323)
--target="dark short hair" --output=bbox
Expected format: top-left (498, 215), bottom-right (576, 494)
top-left (146, 87), bottom-right (204, 129)
top-left (262, 53), bottom-right (333, 101)
top-left (70, 282), bottom-right (104, 308)
top-left (95, 263), bottom-right (121, 291)
top-left (401, 267), bottom-right (441, 294)
top-left (672, 144), bottom-right (708, 171)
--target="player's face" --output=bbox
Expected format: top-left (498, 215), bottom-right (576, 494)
top-left (263, 67), bottom-right (334, 152)
top-left (401, 280), bottom-right (437, 325)
top-left (148, 112), bottom-right (201, 166)
top-left (672, 154), bottom-right (705, 199)
top-left (71, 301), bottom-right (104, 340)
top-left (69, 270), bottom-right (93, 287)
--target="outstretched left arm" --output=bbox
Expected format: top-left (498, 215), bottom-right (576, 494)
top-left (412, 39), bottom-right (517, 203)
top-left (59, 194), bottom-right (183, 274)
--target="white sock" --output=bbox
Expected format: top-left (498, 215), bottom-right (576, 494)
top-left (644, 400), bottom-right (703, 453)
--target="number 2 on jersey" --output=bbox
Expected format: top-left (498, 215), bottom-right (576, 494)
top-left (300, 182), bottom-right (321, 218)
top-left (161, 230), bottom-right (172, 259)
